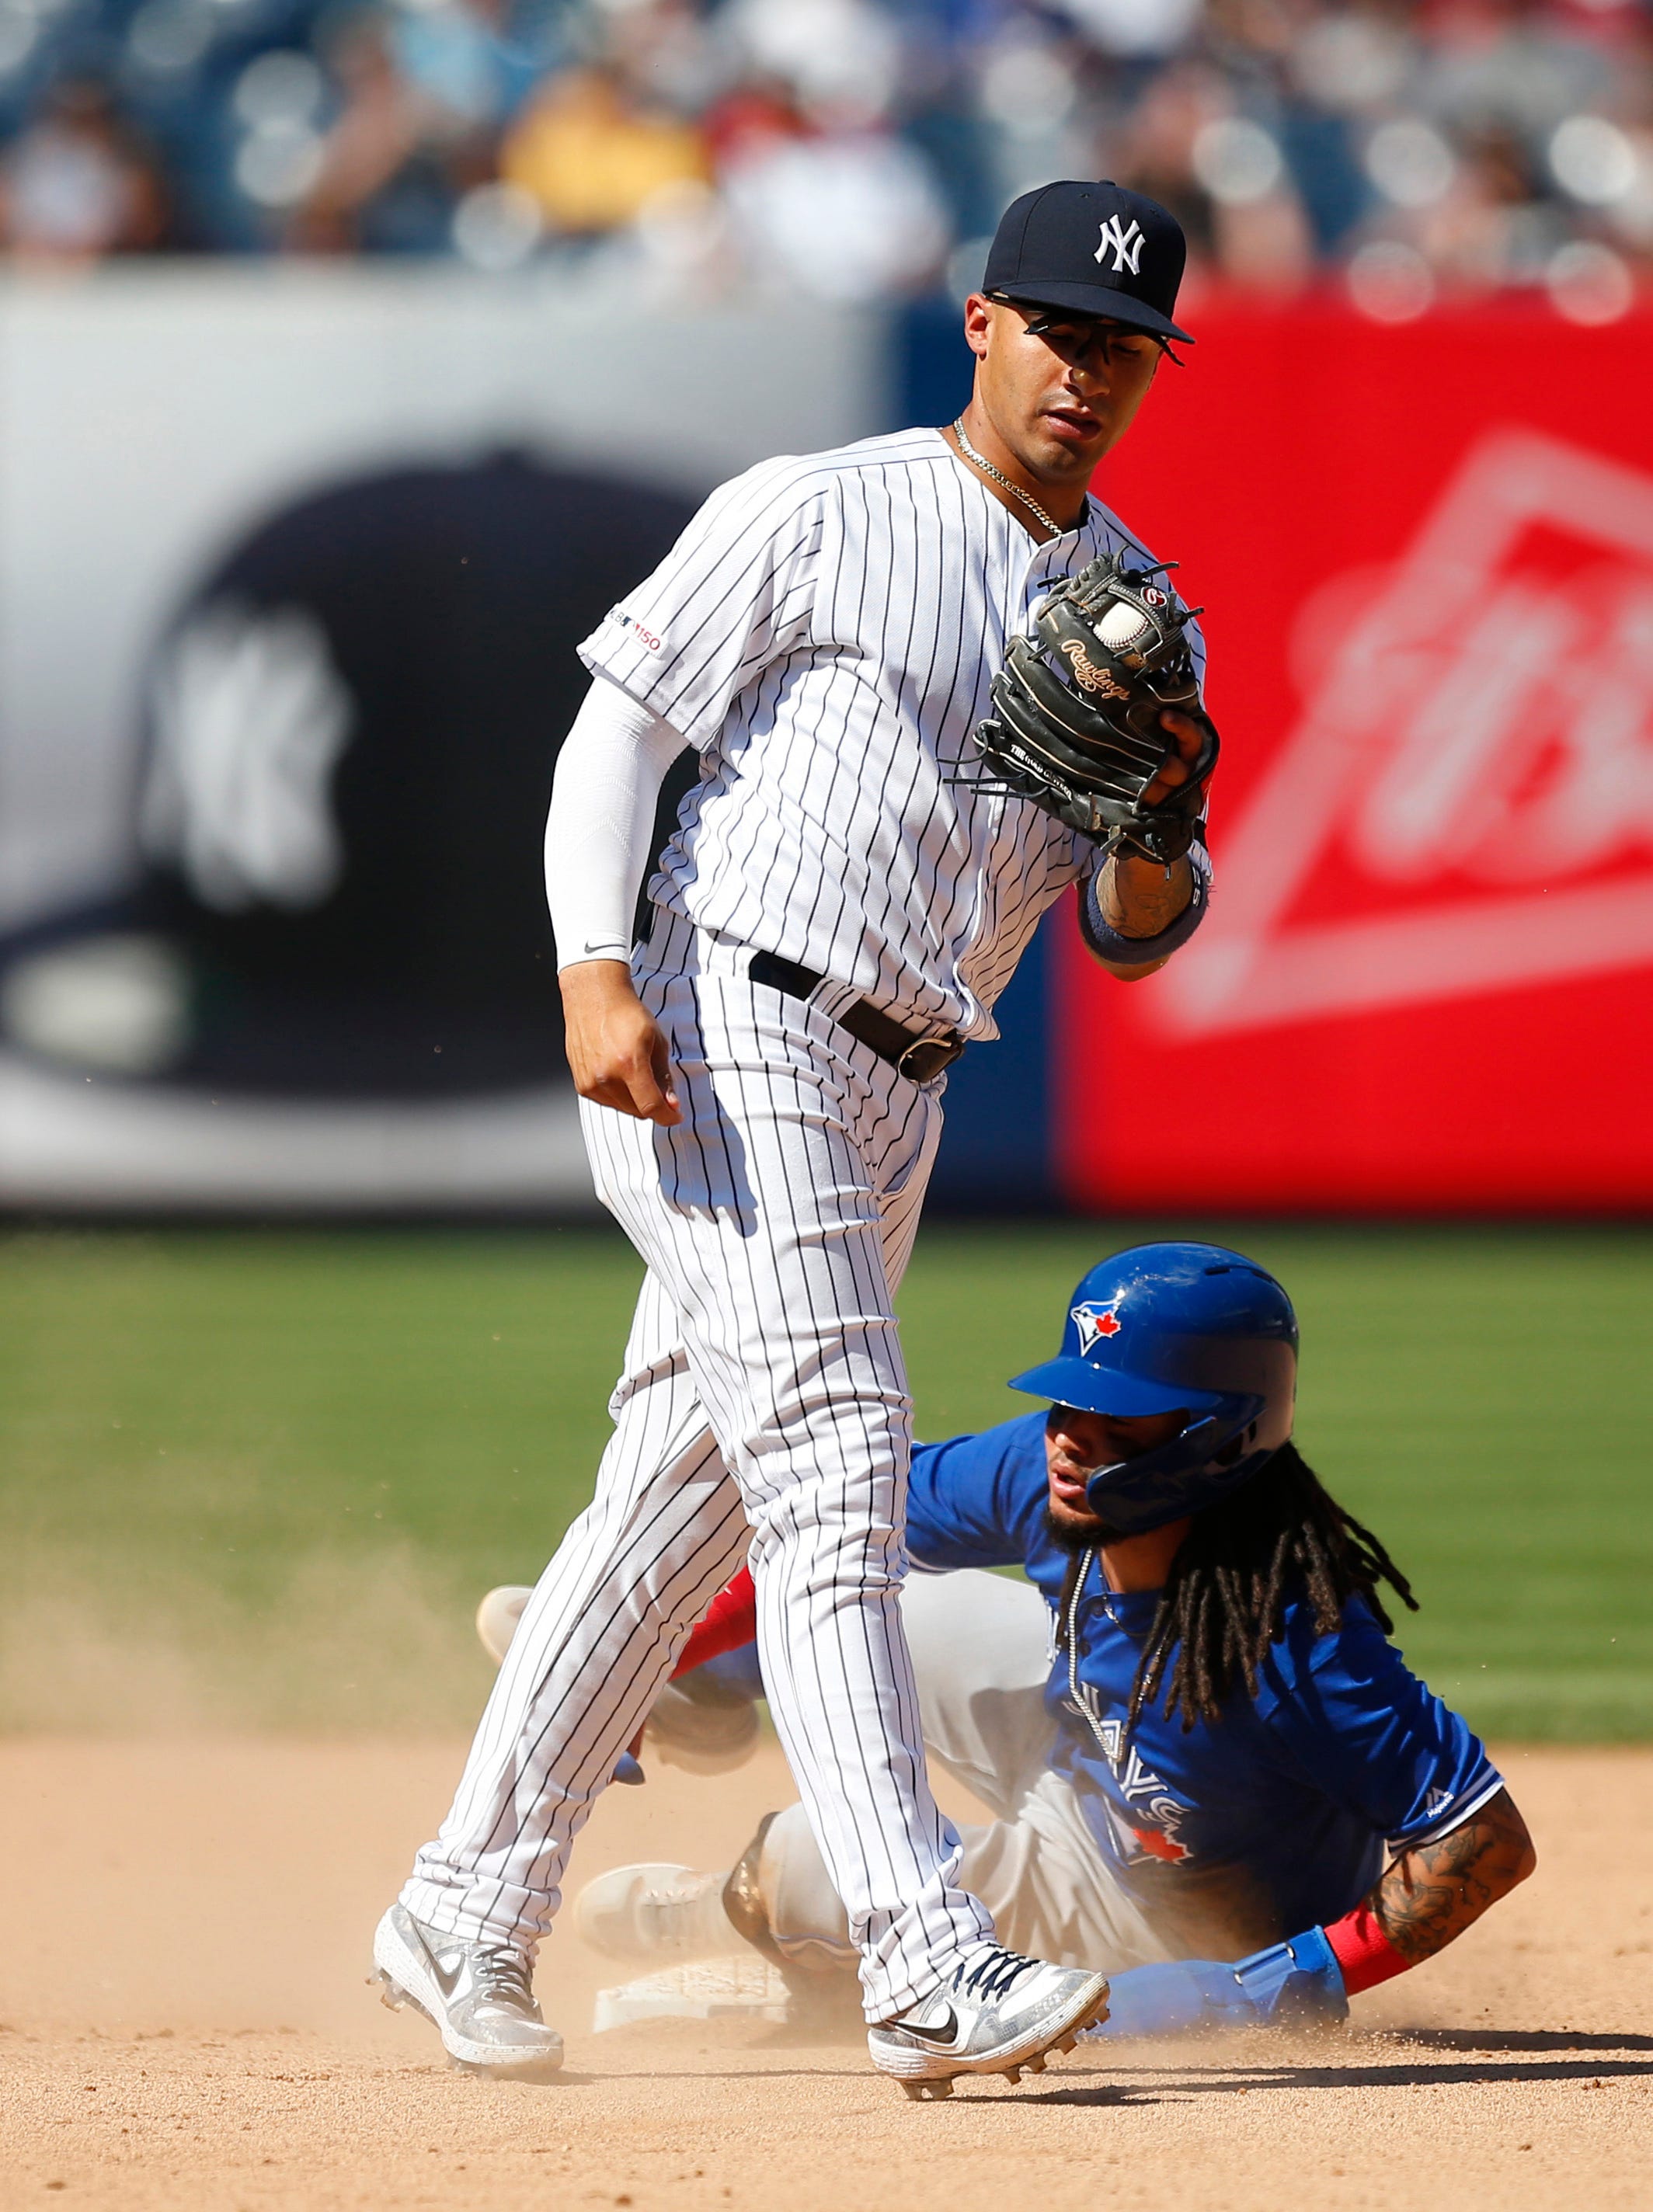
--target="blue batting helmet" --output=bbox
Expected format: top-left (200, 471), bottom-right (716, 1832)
top-left (1007, 1242), bottom-right (1298, 1535)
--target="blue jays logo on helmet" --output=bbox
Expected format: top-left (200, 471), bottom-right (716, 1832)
top-left (1008, 1241), bottom-right (1299, 1536)
top-left (1070, 1300), bottom-right (1122, 1354)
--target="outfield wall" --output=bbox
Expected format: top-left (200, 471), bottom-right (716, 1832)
top-left (1060, 301), bottom-right (1653, 1215)
top-left (1, 273), bottom-right (1648, 1213)
top-left (0, 269), bottom-right (884, 1212)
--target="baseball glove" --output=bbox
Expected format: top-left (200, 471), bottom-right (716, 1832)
top-left (972, 552), bottom-right (1219, 863)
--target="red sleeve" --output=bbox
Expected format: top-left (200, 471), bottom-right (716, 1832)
top-left (673, 1565), bottom-right (757, 1677)
top-left (1323, 1902), bottom-right (1411, 1995)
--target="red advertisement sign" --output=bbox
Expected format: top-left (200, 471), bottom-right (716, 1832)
top-left (1056, 302), bottom-right (1653, 1213)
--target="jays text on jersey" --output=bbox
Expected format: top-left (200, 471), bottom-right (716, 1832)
top-left (907, 1413), bottom-right (1502, 1949)
top-left (579, 426), bottom-right (1208, 1041)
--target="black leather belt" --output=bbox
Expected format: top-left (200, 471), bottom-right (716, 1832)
top-left (747, 951), bottom-right (966, 1084)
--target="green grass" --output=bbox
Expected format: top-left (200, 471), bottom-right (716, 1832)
top-left (2, 1223), bottom-right (1648, 1738)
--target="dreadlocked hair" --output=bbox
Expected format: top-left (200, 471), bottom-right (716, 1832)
top-left (1126, 1441), bottom-right (1418, 1737)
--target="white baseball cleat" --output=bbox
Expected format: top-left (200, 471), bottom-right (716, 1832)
top-left (372, 1904), bottom-right (564, 2082)
top-left (867, 1944), bottom-right (1109, 2099)
top-left (573, 1863), bottom-right (738, 1965)
top-left (475, 1584), bottom-right (534, 1666)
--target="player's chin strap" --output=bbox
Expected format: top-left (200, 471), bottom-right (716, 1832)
top-left (1082, 1400), bottom-right (1275, 1536)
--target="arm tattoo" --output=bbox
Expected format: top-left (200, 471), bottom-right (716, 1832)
top-left (1096, 850), bottom-right (1194, 940)
top-left (1369, 1788), bottom-right (1536, 1966)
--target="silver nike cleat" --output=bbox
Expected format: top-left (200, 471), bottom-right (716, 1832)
top-left (572, 1862), bottom-right (738, 1964)
top-left (868, 1944), bottom-right (1109, 2099)
top-left (372, 1904), bottom-right (564, 2082)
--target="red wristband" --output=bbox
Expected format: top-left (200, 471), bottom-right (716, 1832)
top-left (1323, 1902), bottom-right (1411, 1995)
top-left (673, 1565), bottom-right (757, 1676)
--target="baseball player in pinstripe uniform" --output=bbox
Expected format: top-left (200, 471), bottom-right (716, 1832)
top-left (376, 179), bottom-right (1220, 2097)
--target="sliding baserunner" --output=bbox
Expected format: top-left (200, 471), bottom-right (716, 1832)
top-left (549, 1245), bottom-right (1536, 2040)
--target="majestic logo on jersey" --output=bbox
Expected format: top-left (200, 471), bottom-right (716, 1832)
top-left (1145, 429), bottom-right (1653, 1036)
top-left (1070, 1300), bottom-right (1122, 1353)
top-left (1095, 215), bottom-right (1146, 276)
top-left (1059, 638), bottom-right (1130, 699)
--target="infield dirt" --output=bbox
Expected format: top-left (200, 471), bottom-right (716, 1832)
top-left (2, 1737), bottom-right (1649, 2212)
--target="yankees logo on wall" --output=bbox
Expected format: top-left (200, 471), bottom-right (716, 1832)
top-left (0, 452), bottom-right (697, 1101)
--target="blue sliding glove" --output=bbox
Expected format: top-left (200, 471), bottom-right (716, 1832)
top-left (1086, 1926), bottom-right (1348, 2040)
top-left (1085, 1959), bottom-right (1258, 2039)
top-left (1229, 1925), bottom-right (1348, 2028)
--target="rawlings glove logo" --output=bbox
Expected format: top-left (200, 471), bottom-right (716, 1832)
top-left (1059, 638), bottom-right (1131, 700)
top-left (969, 551), bottom-right (1218, 864)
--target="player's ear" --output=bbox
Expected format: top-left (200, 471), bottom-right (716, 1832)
top-left (963, 293), bottom-right (993, 360)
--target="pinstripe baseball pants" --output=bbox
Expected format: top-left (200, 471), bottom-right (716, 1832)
top-left (401, 914), bottom-right (994, 2019)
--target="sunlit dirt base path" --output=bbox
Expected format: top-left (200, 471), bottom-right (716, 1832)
top-left (3, 1741), bottom-right (1649, 2210)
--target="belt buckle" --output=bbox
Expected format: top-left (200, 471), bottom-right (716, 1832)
top-left (896, 1032), bottom-right (964, 1084)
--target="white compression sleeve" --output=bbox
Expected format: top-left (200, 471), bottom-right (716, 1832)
top-left (545, 673), bottom-right (689, 971)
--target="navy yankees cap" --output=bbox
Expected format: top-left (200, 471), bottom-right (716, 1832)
top-left (983, 179), bottom-right (1193, 345)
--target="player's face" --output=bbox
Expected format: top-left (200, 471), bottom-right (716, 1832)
top-left (968, 297), bottom-right (1163, 485)
top-left (1044, 1402), bottom-right (1188, 1536)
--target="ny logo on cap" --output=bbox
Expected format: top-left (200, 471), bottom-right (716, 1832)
top-left (1095, 215), bottom-right (1145, 276)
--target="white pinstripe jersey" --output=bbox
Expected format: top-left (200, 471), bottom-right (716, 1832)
top-left (579, 426), bottom-right (1206, 1042)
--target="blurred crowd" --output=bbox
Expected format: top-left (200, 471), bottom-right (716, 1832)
top-left (0, 0), bottom-right (1650, 318)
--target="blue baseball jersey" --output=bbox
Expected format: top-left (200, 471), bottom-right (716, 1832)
top-left (906, 1414), bottom-right (1502, 1952)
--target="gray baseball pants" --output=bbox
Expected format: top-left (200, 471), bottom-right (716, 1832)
top-left (758, 1568), bottom-right (1175, 1975)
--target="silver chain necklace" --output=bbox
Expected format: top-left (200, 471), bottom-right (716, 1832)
top-left (950, 417), bottom-right (1062, 539)
top-left (1062, 1547), bottom-right (1126, 1764)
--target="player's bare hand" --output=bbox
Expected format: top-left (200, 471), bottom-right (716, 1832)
top-left (559, 960), bottom-right (682, 1127)
top-left (1140, 708), bottom-right (1210, 808)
